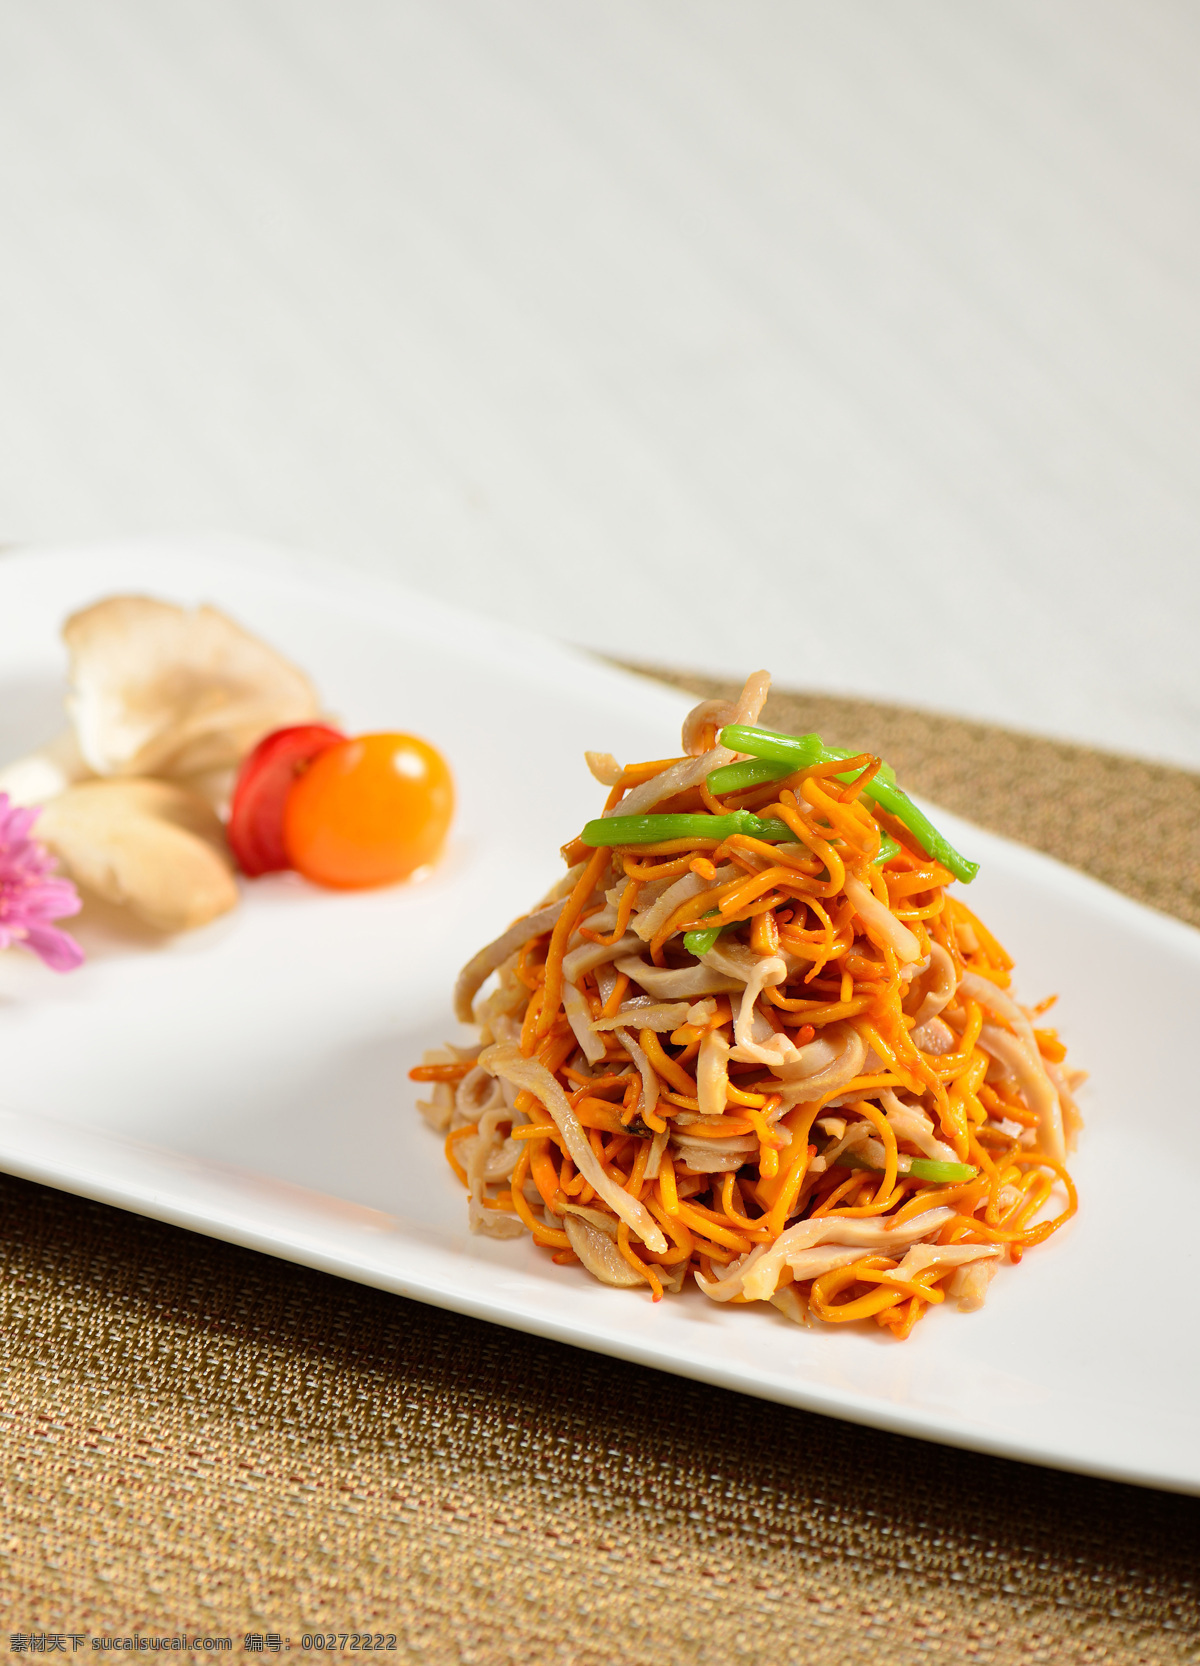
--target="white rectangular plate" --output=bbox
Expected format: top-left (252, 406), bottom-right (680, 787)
top-left (2, 538), bottom-right (1197, 1495)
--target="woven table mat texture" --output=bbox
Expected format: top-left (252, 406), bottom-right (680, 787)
top-left (1, 675), bottom-right (1198, 1665)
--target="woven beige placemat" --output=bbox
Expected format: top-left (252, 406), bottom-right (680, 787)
top-left (1, 674), bottom-right (1198, 1664)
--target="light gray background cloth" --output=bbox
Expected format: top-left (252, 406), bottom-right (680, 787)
top-left (1, 0), bottom-right (1197, 766)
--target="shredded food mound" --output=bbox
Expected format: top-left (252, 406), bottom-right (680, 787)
top-left (412, 673), bottom-right (1083, 1339)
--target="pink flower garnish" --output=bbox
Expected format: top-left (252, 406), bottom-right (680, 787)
top-left (0, 792), bottom-right (84, 972)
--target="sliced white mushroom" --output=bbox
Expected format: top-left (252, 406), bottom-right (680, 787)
top-left (844, 875), bottom-right (923, 965)
top-left (455, 1064), bottom-right (506, 1123)
top-left (464, 1106), bottom-right (525, 1239)
top-left (729, 955), bottom-right (798, 1067)
top-left (879, 1089), bottom-right (960, 1163)
top-left (562, 978), bottom-right (607, 1064)
top-left (671, 1131), bottom-right (759, 1172)
top-left (614, 1027), bottom-right (660, 1121)
top-left (679, 671), bottom-right (771, 756)
top-left (474, 973), bottom-right (530, 1037)
top-left (948, 1257), bottom-right (1001, 1311)
top-left (768, 1283), bottom-right (810, 1325)
top-left (413, 1047), bottom-right (460, 1133)
top-left (613, 955), bottom-right (744, 1000)
top-left (63, 595), bottom-right (320, 780)
top-left (578, 900), bottom-right (620, 939)
top-left (631, 865), bottom-right (736, 943)
top-left (732, 670), bottom-right (772, 726)
top-left (696, 1026), bottom-right (731, 1118)
top-left (770, 1022), bottom-right (869, 1096)
top-left (584, 751), bottom-right (623, 786)
top-left (697, 1204), bottom-right (956, 1303)
top-left (889, 1242), bottom-right (1002, 1280)
top-left (778, 1245), bottom-right (880, 1284)
top-left (643, 1125), bottom-right (671, 1180)
top-left (604, 747), bottom-right (737, 820)
top-left (608, 673), bottom-right (772, 813)
top-left (681, 698), bottom-right (738, 757)
top-left (910, 942), bottom-right (959, 1025)
top-left (36, 778), bottom-right (239, 933)
top-left (539, 861), bottom-right (588, 906)
top-left (700, 937), bottom-right (764, 982)
top-left (563, 932), bottom-right (642, 985)
top-left (591, 1001), bottom-right (692, 1033)
top-left (563, 1212), bottom-right (646, 1286)
top-left (1045, 1058), bottom-right (1085, 1148)
top-left (453, 898), bottom-right (568, 1022)
top-left (479, 1044), bottom-right (668, 1254)
top-left (977, 1018), bottom-right (1065, 1164)
top-left (657, 1262), bottom-right (688, 1296)
top-left (559, 1202), bottom-right (620, 1238)
top-left (910, 1015), bottom-right (957, 1055)
top-left (966, 972), bottom-right (1066, 1166)
top-left (812, 1117), bottom-right (873, 1172)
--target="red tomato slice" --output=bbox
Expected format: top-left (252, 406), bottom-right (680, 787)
top-left (228, 723), bottom-right (346, 877)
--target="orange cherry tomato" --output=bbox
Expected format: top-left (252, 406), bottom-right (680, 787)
top-left (282, 732), bottom-right (454, 889)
